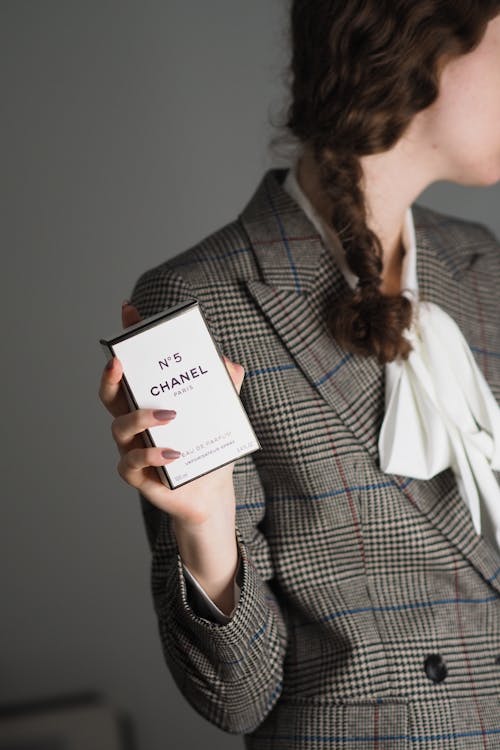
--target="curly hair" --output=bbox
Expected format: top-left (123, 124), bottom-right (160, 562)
top-left (271, 1), bottom-right (500, 364)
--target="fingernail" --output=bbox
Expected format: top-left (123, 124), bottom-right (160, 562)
top-left (162, 449), bottom-right (181, 458)
top-left (105, 358), bottom-right (114, 370)
top-left (153, 409), bottom-right (177, 420)
top-left (122, 299), bottom-right (130, 308)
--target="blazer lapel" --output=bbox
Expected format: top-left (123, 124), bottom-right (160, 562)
top-left (239, 167), bottom-right (500, 593)
top-left (240, 168), bottom-right (385, 463)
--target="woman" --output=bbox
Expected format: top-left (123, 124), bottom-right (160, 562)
top-left (99, 2), bottom-right (500, 747)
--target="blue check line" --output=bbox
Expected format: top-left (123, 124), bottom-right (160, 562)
top-left (385, 474), bottom-right (415, 501)
top-left (249, 618), bottom-right (268, 645)
top-left (410, 728), bottom-right (500, 743)
top-left (218, 611), bottom-right (269, 666)
top-left (292, 593), bottom-right (499, 628)
top-left (265, 679), bottom-right (283, 710)
top-left (258, 728), bottom-right (500, 744)
top-left (470, 345), bottom-right (500, 359)
top-left (236, 500), bottom-right (267, 510)
top-left (264, 178), bottom-right (302, 294)
top-left (236, 479), bottom-right (415, 511)
top-left (245, 352), bottom-right (353, 383)
top-left (245, 357), bottom-right (354, 381)
top-left (315, 353), bottom-right (353, 384)
top-left (487, 566), bottom-right (500, 582)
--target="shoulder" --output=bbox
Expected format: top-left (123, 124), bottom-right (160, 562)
top-left (412, 202), bottom-right (500, 282)
top-left (413, 201), bottom-right (499, 249)
top-left (136, 217), bottom-right (258, 291)
top-left (129, 215), bottom-right (259, 339)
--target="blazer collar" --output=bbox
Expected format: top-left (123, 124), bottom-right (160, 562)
top-left (239, 167), bottom-right (484, 294)
top-left (238, 167), bottom-right (500, 592)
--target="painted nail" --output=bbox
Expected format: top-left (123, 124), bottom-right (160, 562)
top-left (162, 449), bottom-right (181, 459)
top-left (153, 409), bottom-right (176, 420)
top-left (122, 299), bottom-right (130, 308)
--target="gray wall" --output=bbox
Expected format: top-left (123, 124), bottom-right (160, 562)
top-left (2, 2), bottom-right (499, 749)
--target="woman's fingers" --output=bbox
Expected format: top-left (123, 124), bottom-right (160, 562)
top-left (116, 445), bottom-right (180, 492)
top-left (223, 355), bottom-right (246, 394)
top-left (98, 302), bottom-right (143, 418)
top-left (111, 408), bottom-right (177, 454)
top-left (98, 356), bottom-right (131, 418)
top-left (122, 301), bottom-right (141, 328)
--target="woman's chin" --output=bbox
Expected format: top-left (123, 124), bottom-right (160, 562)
top-left (453, 164), bottom-right (500, 188)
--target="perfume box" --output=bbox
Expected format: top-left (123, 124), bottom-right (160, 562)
top-left (99, 298), bottom-right (261, 489)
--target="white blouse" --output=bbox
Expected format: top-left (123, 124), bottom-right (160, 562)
top-left (283, 160), bottom-right (500, 557)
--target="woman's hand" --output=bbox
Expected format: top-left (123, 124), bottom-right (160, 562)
top-left (98, 302), bottom-right (246, 531)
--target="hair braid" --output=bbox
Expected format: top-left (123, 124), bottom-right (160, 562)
top-left (313, 143), bottom-right (414, 363)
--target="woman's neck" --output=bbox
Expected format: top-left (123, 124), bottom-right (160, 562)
top-left (295, 140), bottom-right (437, 294)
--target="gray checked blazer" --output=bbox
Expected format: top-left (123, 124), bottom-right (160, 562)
top-left (129, 167), bottom-right (500, 749)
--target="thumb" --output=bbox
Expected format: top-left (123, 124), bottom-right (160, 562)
top-left (121, 300), bottom-right (142, 329)
top-left (223, 356), bottom-right (245, 394)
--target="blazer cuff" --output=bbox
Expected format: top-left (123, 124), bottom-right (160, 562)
top-left (181, 544), bottom-right (242, 624)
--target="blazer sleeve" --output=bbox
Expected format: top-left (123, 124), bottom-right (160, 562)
top-left (128, 264), bottom-right (289, 734)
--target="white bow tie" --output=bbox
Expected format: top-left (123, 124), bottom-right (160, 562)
top-left (378, 300), bottom-right (500, 551)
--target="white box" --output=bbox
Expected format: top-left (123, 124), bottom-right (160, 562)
top-left (100, 298), bottom-right (260, 489)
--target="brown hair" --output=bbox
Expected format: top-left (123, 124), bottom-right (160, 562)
top-left (271, 1), bottom-right (500, 364)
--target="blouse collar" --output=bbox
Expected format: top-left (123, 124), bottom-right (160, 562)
top-left (282, 157), bottom-right (418, 304)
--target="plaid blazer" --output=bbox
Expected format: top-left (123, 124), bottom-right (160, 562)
top-left (130, 167), bottom-right (500, 749)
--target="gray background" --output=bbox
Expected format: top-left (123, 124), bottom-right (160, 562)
top-left (2, 2), bottom-right (499, 749)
